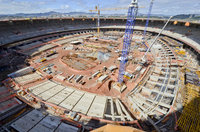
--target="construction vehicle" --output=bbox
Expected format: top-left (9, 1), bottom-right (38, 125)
top-left (175, 49), bottom-right (186, 55)
top-left (45, 50), bottom-right (57, 57)
top-left (40, 58), bottom-right (47, 62)
top-left (97, 73), bottom-right (102, 77)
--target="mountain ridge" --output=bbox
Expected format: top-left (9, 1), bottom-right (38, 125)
top-left (0, 11), bottom-right (199, 20)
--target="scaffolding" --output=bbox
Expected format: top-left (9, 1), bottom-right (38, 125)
top-left (184, 83), bottom-right (200, 105)
top-left (177, 68), bottom-right (200, 132)
top-left (177, 97), bottom-right (200, 132)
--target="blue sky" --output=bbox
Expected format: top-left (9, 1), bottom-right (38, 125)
top-left (0, 0), bottom-right (199, 15)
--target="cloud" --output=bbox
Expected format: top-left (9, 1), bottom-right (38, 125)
top-left (0, 0), bottom-right (62, 14)
top-left (0, 0), bottom-right (51, 14)
top-left (0, 0), bottom-right (199, 15)
top-left (61, 5), bottom-right (69, 9)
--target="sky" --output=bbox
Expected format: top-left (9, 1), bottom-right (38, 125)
top-left (0, 0), bottom-right (199, 15)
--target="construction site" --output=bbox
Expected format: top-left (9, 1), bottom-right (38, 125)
top-left (0, 0), bottom-right (200, 132)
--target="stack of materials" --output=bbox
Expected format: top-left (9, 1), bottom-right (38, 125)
top-left (185, 71), bottom-right (200, 86)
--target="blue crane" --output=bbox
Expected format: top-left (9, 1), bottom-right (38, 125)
top-left (118, 0), bottom-right (138, 83)
top-left (141, 0), bottom-right (154, 50)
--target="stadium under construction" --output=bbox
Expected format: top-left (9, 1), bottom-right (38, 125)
top-left (0, 0), bottom-right (199, 131)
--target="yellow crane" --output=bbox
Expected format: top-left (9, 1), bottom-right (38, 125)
top-left (89, 5), bottom-right (144, 37)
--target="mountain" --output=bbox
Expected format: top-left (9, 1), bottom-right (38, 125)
top-left (0, 11), bottom-right (61, 17)
top-left (0, 11), bottom-right (96, 17)
top-left (9, 11), bottom-right (61, 17)
top-left (173, 14), bottom-right (200, 20)
top-left (67, 12), bottom-right (96, 15)
top-left (0, 11), bottom-right (200, 20)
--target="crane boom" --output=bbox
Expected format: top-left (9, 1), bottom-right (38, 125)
top-left (141, 0), bottom-right (154, 49)
top-left (89, 7), bottom-right (128, 12)
top-left (89, 4), bottom-right (143, 37)
top-left (89, 6), bottom-right (144, 12)
top-left (118, 0), bottom-right (138, 83)
top-left (142, 16), bottom-right (173, 62)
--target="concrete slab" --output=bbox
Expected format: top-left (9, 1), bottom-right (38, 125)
top-left (72, 93), bottom-right (95, 114)
top-left (147, 81), bottom-right (175, 88)
top-left (0, 98), bottom-right (19, 114)
top-left (47, 87), bottom-right (74, 105)
top-left (155, 107), bottom-right (167, 114)
top-left (56, 34), bottom-right (92, 45)
top-left (25, 44), bottom-right (57, 56)
top-left (87, 96), bottom-right (107, 118)
top-left (19, 41), bottom-right (42, 50)
top-left (143, 86), bottom-right (175, 98)
top-left (29, 81), bottom-right (50, 91)
top-left (38, 85), bottom-right (65, 100)
top-left (0, 92), bottom-right (10, 100)
top-left (141, 96), bottom-right (171, 108)
top-left (55, 122), bottom-right (79, 132)
top-left (31, 81), bottom-right (57, 95)
top-left (117, 99), bottom-right (133, 121)
top-left (59, 90), bottom-right (85, 110)
top-left (0, 86), bottom-right (8, 91)
top-left (29, 115), bottom-right (61, 132)
top-left (115, 99), bottom-right (125, 121)
top-left (11, 109), bottom-right (46, 132)
top-left (14, 73), bottom-right (41, 84)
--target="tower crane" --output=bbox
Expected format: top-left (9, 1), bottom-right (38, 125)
top-left (141, 0), bottom-right (154, 50)
top-left (89, 4), bottom-right (144, 37)
top-left (118, 0), bottom-right (138, 84)
top-left (89, 5), bottom-right (101, 37)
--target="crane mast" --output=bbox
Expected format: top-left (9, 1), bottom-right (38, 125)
top-left (118, 0), bottom-right (138, 83)
top-left (89, 3), bottom-right (144, 38)
top-left (141, 0), bottom-right (154, 49)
